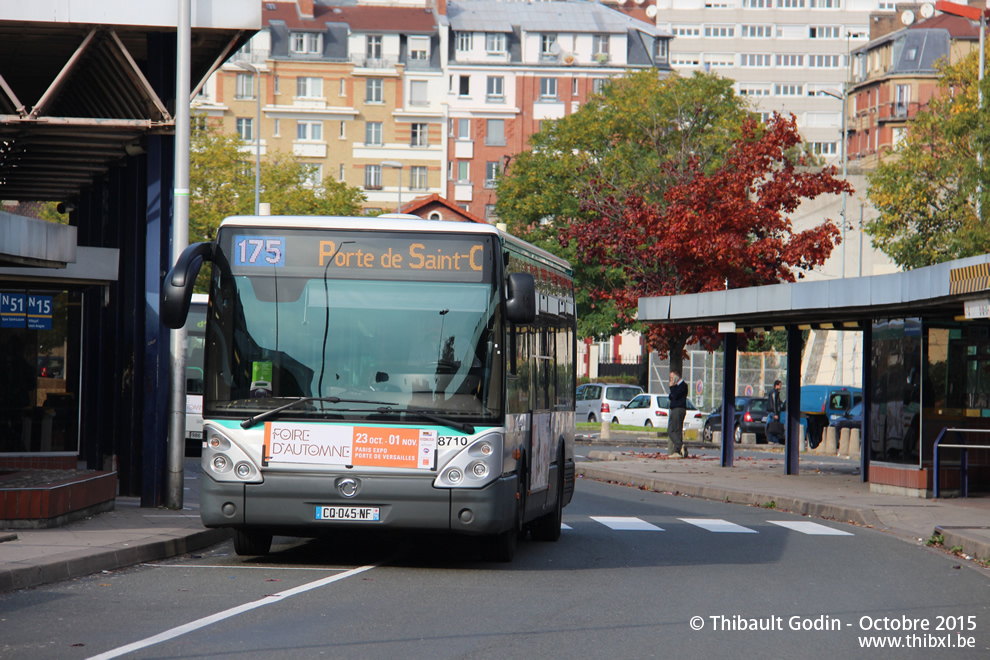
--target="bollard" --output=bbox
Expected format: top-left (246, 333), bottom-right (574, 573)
top-left (741, 432), bottom-right (757, 445)
top-left (823, 425), bottom-right (838, 456)
top-left (600, 418), bottom-right (611, 442)
top-left (798, 424), bottom-right (806, 453)
top-left (849, 428), bottom-right (861, 458)
top-left (838, 427), bottom-right (850, 457)
top-left (713, 431), bottom-right (722, 445)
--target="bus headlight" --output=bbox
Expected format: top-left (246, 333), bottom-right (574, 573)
top-left (203, 426), bottom-right (263, 484)
top-left (434, 433), bottom-right (502, 489)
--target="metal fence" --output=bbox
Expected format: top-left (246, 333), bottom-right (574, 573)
top-left (648, 350), bottom-right (787, 412)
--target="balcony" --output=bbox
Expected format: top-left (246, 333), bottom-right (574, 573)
top-left (351, 55), bottom-right (398, 70)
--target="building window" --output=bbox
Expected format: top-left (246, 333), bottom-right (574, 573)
top-left (296, 76), bottom-right (322, 98)
top-left (410, 80), bottom-right (428, 106)
top-left (486, 76), bottom-right (504, 101)
top-left (776, 54), bottom-right (804, 67)
top-left (704, 25), bottom-right (734, 38)
top-left (411, 123), bottom-right (428, 147)
top-left (655, 39), bottom-right (668, 62)
top-left (365, 164), bottom-right (382, 189)
top-left (809, 141), bottom-right (837, 156)
top-left (458, 75), bottom-right (470, 96)
top-left (340, 78), bottom-right (346, 96)
top-left (457, 161), bottom-right (470, 182)
top-left (450, 118), bottom-right (471, 139)
top-left (540, 34), bottom-right (557, 58)
top-left (367, 35), bottom-right (383, 62)
top-left (592, 78), bottom-right (607, 94)
top-left (593, 35), bottom-right (610, 56)
top-left (273, 75), bottom-right (280, 95)
top-left (777, 0), bottom-right (806, 7)
top-left (296, 120), bottom-right (322, 141)
top-left (236, 117), bottom-right (254, 141)
top-left (774, 83), bottom-right (804, 96)
top-left (672, 25), bottom-right (700, 37)
top-left (456, 32), bottom-right (472, 51)
top-left (810, 25), bottom-right (841, 39)
top-left (705, 53), bottom-right (735, 67)
top-left (339, 163), bottom-right (346, 182)
top-left (486, 119), bottom-right (505, 146)
top-left (486, 33), bottom-right (506, 53)
top-left (741, 54), bottom-right (771, 67)
top-left (539, 77), bottom-right (557, 100)
top-left (741, 25), bottom-right (773, 38)
top-left (273, 118), bottom-right (280, 136)
top-left (365, 121), bottom-right (383, 146)
top-left (366, 78), bottom-right (383, 103)
top-left (340, 121), bottom-right (346, 139)
top-left (291, 32), bottom-right (321, 54)
top-left (738, 84), bottom-right (771, 96)
top-left (235, 73), bottom-right (255, 99)
top-left (485, 161), bottom-right (500, 188)
top-left (409, 36), bottom-right (430, 61)
top-left (743, 0), bottom-right (771, 6)
top-left (572, 78), bottom-right (580, 96)
top-left (672, 53), bottom-right (701, 67)
top-left (809, 54), bottom-right (840, 68)
top-left (410, 165), bottom-right (428, 190)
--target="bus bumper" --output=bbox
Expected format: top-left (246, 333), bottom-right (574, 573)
top-left (200, 471), bottom-right (517, 536)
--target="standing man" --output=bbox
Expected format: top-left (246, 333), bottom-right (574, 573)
top-left (668, 370), bottom-right (688, 458)
top-left (766, 379), bottom-right (784, 445)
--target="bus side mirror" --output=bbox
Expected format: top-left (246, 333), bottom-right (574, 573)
top-left (506, 272), bottom-right (536, 324)
top-left (162, 242), bottom-right (214, 329)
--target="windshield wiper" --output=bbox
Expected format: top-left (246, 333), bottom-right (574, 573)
top-left (391, 408), bottom-right (475, 435)
top-left (241, 396), bottom-right (396, 429)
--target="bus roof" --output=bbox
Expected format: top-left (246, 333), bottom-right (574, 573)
top-left (217, 215), bottom-right (573, 274)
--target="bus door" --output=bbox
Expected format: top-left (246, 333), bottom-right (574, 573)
top-left (529, 322), bottom-right (556, 495)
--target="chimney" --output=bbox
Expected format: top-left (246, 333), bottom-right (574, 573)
top-left (435, 0), bottom-right (447, 16)
top-left (297, 0), bottom-right (314, 20)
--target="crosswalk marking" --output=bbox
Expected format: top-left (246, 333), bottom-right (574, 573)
top-left (767, 520), bottom-right (854, 536)
top-left (679, 518), bottom-right (757, 533)
top-left (590, 516), bottom-right (664, 531)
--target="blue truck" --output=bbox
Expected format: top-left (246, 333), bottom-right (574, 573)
top-left (780, 385), bottom-right (863, 449)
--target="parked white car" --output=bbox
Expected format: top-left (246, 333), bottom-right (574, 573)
top-left (610, 393), bottom-right (705, 430)
top-left (575, 383), bottom-right (644, 423)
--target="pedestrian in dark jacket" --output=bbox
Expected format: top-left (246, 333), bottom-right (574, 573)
top-left (668, 370), bottom-right (688, 458)
top-left (767, 380), bottom-right (785, 444)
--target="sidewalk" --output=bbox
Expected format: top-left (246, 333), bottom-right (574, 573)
top-left (577, 438), bottom-right (990, 565)
top-left (0, 459), bottom-right (229, 593)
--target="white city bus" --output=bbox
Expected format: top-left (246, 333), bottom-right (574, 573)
top-left (163, 215), bottom-right (576, 561)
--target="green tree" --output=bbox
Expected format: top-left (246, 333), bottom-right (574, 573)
top-left (189, 117), bottom-right (366, 290)
top-left (497, 71), bottom-right (847, 372)
top-left (865, 50), bottom-right (990, 268)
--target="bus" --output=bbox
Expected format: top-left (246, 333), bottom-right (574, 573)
top-left (184, 293), bottom-right (208, 455)
top-left (162, 215), bottom-right (576, 561)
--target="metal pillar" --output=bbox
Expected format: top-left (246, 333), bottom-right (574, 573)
top-left (861, 322), bottom-right (872, 483)
top-left (786, 325), bottom-right (802, 475)
top-left (720, 333), bottom-right (737, 468)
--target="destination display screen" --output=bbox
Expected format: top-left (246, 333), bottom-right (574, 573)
top-left (219, 228), bottom-right (493, 283)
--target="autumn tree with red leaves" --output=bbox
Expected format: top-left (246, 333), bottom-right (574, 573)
top-left (564, 112), bottom-right (851, 373)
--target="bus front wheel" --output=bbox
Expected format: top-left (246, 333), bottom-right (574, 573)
top-left (529, 463), bottom-right (563, 542)
top-left (233, 529), bottom-right (273, 556)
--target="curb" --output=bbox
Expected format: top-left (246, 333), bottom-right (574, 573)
top-left (0, 528), bottom-right (232, 594)
top-left (935, 526), bottom-right (990, 563)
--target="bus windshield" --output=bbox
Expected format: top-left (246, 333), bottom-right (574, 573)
top-left (205, 228), bottom-right (502, 424)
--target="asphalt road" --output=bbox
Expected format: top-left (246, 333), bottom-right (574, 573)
top-left (1, 479), bottom-right (987, 659)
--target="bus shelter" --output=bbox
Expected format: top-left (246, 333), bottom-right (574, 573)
top-left (638, 254), bottom-right (990, 498)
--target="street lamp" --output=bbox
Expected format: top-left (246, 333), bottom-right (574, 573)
top-left (234, 61), bottom-right (261, 215)
top-left (935, 1), bottom-right (987, 222)
top-left (381, 160), bottom-right (403, 213)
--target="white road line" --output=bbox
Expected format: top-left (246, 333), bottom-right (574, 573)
top-left (679, 518), bottom-right (758, 533)
top-left (591, 516), bottom-right (664, 531)
top-left (561, 523), bottom-right (572, 530)
top-left (141, 564), bottom-right (351, 571)
top-left (86, 563), bottom-right (379, 660)
top-left (768, 520), bottom-right (854, 536)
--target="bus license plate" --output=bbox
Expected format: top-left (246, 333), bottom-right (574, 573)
top-left (315, 506), bottom-right (380, 522)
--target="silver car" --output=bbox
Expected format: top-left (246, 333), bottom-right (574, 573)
top-left (575, 383), bottom-right (644, 423)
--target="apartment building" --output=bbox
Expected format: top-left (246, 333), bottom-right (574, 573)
top-left (650, 0), bottom-right (895, 168)
top-left (195, 0), bottom-right (446, 213)
top-left (195, 0), bottom-right (669, 217)
top-left (846, 11), bottom-right (979, 168)
top-left (440, 0), bottom-right (671, 221)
